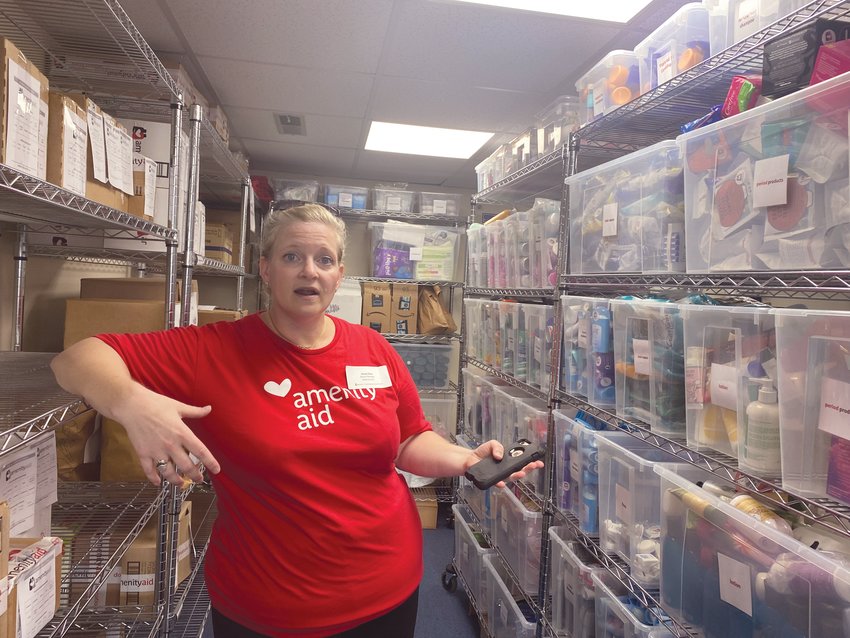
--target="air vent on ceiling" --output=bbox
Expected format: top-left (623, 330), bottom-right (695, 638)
top-left (275, 113), bottom-right (307, 136)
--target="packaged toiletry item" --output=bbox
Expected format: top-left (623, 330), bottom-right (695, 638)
top-left (722, 75), bottom-right (762, 118)
top-left (729, 494), bottom-right (793, 535)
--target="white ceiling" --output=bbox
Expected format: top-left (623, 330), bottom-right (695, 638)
top-left (118, 0), bottom-right (685, 190)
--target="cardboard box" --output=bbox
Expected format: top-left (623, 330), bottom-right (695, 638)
top-left (810, 39), bottom-right (850, 85)
top-left (390, 284), bottom-right (419, 335)
top-left (118, 500), bottom-right (191, 606)
top-left (0, 37), bottom-right (49, 179)
top-left (412, 487), bottom-right (438, 529)
top-left (204, 222), bottom-right (233, 264)
top-left (128, 153), bottom-right (157, 219)
top-left (78, 277), bottom-right (198, 327)
top-left (207, 104), bottom-right (229, 145)
top-left (66, 94), bottom-right (128, 212)
top-left (361, 282), bottom-right (391, 333)
top-left (46, 92), bottom-right (87, 196)
top-left (204, 208), bottom-right (243, 265)
top-left (197, 308), bottom-right (246, 326)
top-left (7, 537), bottom-right (63, 638)
top-left (63, 299), bottom-right (166, 348)
top-left (762, 18), bottom-right (850, 98)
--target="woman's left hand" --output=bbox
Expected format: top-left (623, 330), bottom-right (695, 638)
top-left (464, 440), bottom-right (545, 489)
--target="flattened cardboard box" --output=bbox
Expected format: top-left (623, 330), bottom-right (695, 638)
top-left (7, 537), bottom-right (63, 638)
top-left (197, 308), bottom-right (246, 326)
top-left (63, 299), bottom-right (166, 349)
top-left (361, 282), bottom-right (391, 333)
top-left (46, 92), bottom-right (87, 197)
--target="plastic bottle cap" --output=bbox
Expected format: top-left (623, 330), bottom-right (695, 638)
top-left (608, 64), bottom-right (630, 86)
top-left (758, 385), bottom-right (777, 403)
top-left (678, 47), bottom-right (705, 72)
top-left (610, 86), bottom-right (633, 105)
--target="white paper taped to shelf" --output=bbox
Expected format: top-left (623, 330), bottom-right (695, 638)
top-left (63, 107), bottom-right (88, 196)
top-left (104, 115), bottom-right (134, 195)
top-left (14, 542), bottom-right (59, 638)
top-left (0, 448), bottom-right (37, 535)
top-left (818, 376), bottom-right (850, 439)
top-left (6, 59), bottom-right (42, 177)
top-left (753, 154), bottom-right (789, 209)
top-left (86, 103), bottom-right (108, 183)
top-left (37, 95), bottom-right (48, 180)
top-left (710, 363), bottom-right (740, 412)
top-left (34, 432), bottom-right (58, 511)
top-left (717, 552), bottom-right (753, 616)
top-left (602, 202), bottom-right (618, 237)
top-left (345, 365), bottom-right (392, 390)
top-left (632, 339), bottom-right (651, 376)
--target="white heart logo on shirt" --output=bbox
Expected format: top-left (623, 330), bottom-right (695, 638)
top-left (264, 379), bottom-right (292, 398)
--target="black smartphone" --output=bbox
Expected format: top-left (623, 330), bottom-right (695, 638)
top-left (464, 439), bottom-right (545, 490)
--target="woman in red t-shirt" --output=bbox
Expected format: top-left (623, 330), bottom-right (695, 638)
top-left (52, 203), bottom-right (543, 638)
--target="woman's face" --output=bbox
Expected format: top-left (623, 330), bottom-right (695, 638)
top-left (259, 221), bottom-right (344, 320)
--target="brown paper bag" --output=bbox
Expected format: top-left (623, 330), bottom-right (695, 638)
top-left (55, 411), bottom-right (101, 481)
top-left (100, 418), bottom-right (147, 482)
top-left (418, 285), bottom-right (456, 335)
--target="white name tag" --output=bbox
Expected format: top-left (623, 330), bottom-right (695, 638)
top-left (346, 365), bottom-right (392, 389)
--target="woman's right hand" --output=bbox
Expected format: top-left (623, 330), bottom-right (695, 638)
top-left (112, 384), bottom-right (219, 486)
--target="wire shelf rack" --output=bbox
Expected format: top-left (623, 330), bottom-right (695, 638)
top-left (473, 146), bottom-right (568, 205)
top-left (0, 353), bottom-right (90, 457)
top-left (464, 357), bottom-right (549, 403)
top-left (464, 287), bottom-right (558, 300)
top-left (349, 275), bottom-right (464, 288)
top-left (381, 333), bottom-right (462, 344)
top-left (332, 207), bottom-right (465, 227)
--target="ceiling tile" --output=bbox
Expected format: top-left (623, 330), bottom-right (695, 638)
top-left (164, 0), bottom-right (394, 74)
top-left (225, 107), bottom-right (364, 149)
top-left (351, 151), bottom-right (470, 186)
top-left (117, 0), bottom-right (185, 53)
top-left (245, 140), bottom-right (357, 177)
top-left (380, 1), bottom-right (622, 93)
top-left (196, 57), bottom-right (374, 117)
top-left (368, 76), bottom-right (548, 133)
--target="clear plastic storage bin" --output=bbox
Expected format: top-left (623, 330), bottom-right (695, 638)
top-left (680, 71), bottom-right (850, 272)
top-left (714, 0), bottom-right (811, 51)
top-left (456, 434), bottom-right (492, 532)
top-left (452, 503), bottom-right (494, 607)
top-left (515, 398), bottom-right (549, 495)
top-left (597, 437), bottom-right (712, 588)
top-left (497, 301), bottom-right (521, 377)
top-left (486, 219), bottom-right (507, 288)
top-left (775, 308), bottom-right (850, 504)
top-left (634, 2), bottom-right (710, 94)
top-left (466, 224), bottom-right (488, 288)
top-left (657, 465), bottom-right (850, 637)
top-left (420, 395), bottom-right (456, 441)
top-left (575, 50), bottom-right (640, 124)
top-left (492, 385), bottom-right (531, 445)
top-left (612, 299), bottom-right (686, 437)
top-left (462, 369), bottom-right (510, 443)
top-left (509, 128), bottom-right (538, 172)
top-left (548, 526), bottom-right (605, 638)
top-left (593, 570), bottom-right (676, 638)
top-left (324, 184), bottom-right (369, 209)
top-left (272, 178), bottom-right (319, 202)
top-left (391, 343), bottom-right (451, 389)
top-left (564, 297), bottom-right (615, 408)
top-left (492, 485), bottom-right (543, 595)
top-left (483, 554), bottom-right (537, 638)
top-left (420, 191), bottom-right (464, 217)
top-left (505, 212), bottom-right (532, 288)
top-left (567, 140), bottom-right (685, 274)
top-left (463, 298), bottom-right (485, 362)
top-left (373, 187), bottom-right (416, 213)
top-left (536, 95), bottom-right (580, 157)
top-left (528, 198), bottom-right (561, 288)
top-left (553, 410), bottom-right (585, 518)
top-left (369, 222), bottom-right (460, 280)
top-left (523, 304), bottom-right (554, 390)
top-left (682, 304), bottom-right (778, 470)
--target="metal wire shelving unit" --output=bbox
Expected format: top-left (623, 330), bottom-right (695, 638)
top-left (465, 356), bottom-right (549, 403)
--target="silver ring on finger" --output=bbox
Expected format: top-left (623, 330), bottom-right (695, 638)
top-left (155, 459), bottom-right (169, 470)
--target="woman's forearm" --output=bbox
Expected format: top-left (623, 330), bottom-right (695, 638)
top-left (395, 431), bottom-right (478, 477)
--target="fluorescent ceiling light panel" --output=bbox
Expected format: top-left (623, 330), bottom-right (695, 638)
top-left (365, 121), bottom-right (493, 159)
top-left (450, 0), bottom-right (653, 23)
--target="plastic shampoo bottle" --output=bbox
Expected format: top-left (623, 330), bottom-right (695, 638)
top-left (743, 379), bottom-right (780, 475)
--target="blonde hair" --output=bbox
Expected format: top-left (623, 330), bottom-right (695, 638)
top-left (261, 203), bottom-right (347, 262)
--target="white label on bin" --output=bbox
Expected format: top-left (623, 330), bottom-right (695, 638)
top-left (656, 49), bottom-right (674, 85)
top-left (592, 78), bottom-right (608, 117)
top-left (433, 199), bottom-right (448, 215)
top-left (578, 322), bottom-right (589, 349)
top-left (615, 483), bottom-right (631, 522)
top-left (602, 203), bottom-right (618, 237)
top-left (710, 363), bottom-right (739, 412)
top-left (632, 339), bottom-right (651, 376)
top-left (409, 246), bottom-right (423, 261)
top-left (345, 365), bottom-right (392, 390)
top-left (818, 376), bottom-right (850, 439)
top-left (339, 192), bottom-right (353, 207)
top-left (386, 196), bottom-right (402, 212)
top-left (717, 552), bottom-right (753, 616)
top-left (735, 0), bottom-right (759, 41)
top-left (753, 155), bottom-right (789, 208)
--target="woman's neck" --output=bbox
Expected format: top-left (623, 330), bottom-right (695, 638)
top-left (265, 309), bottom-right (331, 349)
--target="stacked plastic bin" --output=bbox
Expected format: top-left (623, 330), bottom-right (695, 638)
top-left (528, 199), bottom-right (561, 288)
top-left (461, 369), bottom-right (510, 443)
top-left (682, 304), bottom-right (778, 471)
top-left (369, 222), bottom-right (460, 280)
top-left (657, 466), bottom-right (850, 637)
top-left (487, 219), bottom-right (508, 288)
top-left (516, 398), bottom-right (548, 495)
top-left (420, 395), bottom-right (456, 441)
top-left (549, 526), bottom-right (606, 638)
top-left (419, 191), bottom-right (464, 216)
top-left (536, 95), bottom-right (580, 157)
top-left (562, 296), bottom-right (616, 408)
top-left (593, 570), bottom-right (676, 638)
top-left (452, 503), bottom-right (494, 608)
top-left (491, 485), bottom-right (543, 595)
top-left (456, 434), bottom-right (492, 533)
top-left (483, 554), bottom-right (537, 637)
top-left (373, 187), bottom-right (415, 213)
top-left (466, 224), bottom-right (488, 288)
top-left (492, 385), bottom-right (531, 445)
top-left (775, 308), bottom-right (850, 504)
top-left (505, 211), bottom-right (532, 288)
top-left (391, 343), bottom-right (451, 388)
top-left (611, 299), bottom-right (686, 437)
top-left (708, 0), bottom-right (811, 52)
top-left (634, 2), bottom-right (710, 94)
top-left (325, 184), bottom-right (369, 209)
top-left (524, 304), bottom-right (554, 390)
top-left (567, 140), bottom-right (686, 274)
top-left (680, 71), bottom-right (850, 272)
top-left (498, 302), bottom-right (521, 377)
top-left (575, 50), bottom-right (640, 124)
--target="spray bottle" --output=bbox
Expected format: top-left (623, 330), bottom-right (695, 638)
top-left (742, 378), bottom-right (781, 475)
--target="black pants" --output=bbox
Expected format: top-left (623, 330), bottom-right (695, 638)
top-left (210, 587), bottom-right (419, 638)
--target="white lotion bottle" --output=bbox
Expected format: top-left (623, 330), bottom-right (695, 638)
top-left (742, 379), bottom-right (781, 475)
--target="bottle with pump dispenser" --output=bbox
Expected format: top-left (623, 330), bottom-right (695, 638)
top-left (742, 378), bottom-right (781, 475)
